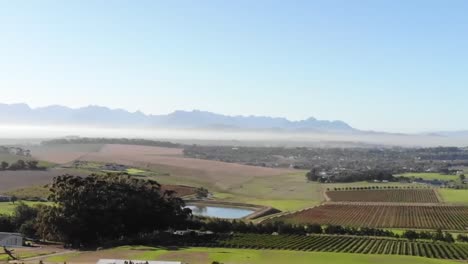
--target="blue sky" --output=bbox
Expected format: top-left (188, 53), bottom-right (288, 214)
top-left (1, 0), bottom-right (467, 133)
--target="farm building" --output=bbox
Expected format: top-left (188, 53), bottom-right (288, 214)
top-left (0, 195), bottom-right (11, 202)
top-left (97, 259), bottom-right (183, 264)
top-left (0, 232), bottom-right (23, 247)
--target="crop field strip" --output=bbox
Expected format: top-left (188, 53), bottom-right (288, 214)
top-left (326, 189), bottom-right (440, 203)
top-left (185, 234), bottom-right (468, 260)
top-left (270, 204), bottom-right (468, 230)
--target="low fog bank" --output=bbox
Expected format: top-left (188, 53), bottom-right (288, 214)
top-left (0, 125), bottom-right (467, 148)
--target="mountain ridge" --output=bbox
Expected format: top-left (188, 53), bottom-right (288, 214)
top-left (0, 103), bottom-right (355, 132)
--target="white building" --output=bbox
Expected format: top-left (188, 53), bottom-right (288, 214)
top-left (0, 232), bottom-right (23, 247)
top-left (97, 259), bottom-right (182, 264)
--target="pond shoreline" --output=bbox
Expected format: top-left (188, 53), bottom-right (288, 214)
top-left (185, 199), bottom-right (281, 220)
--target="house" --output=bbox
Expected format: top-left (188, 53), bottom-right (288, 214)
top-left (172, 230), bottom-right (214, 237)
top-left (102, 164), bottom-right (128, 171)
top-left (173, 230), bottom-right (193, 236)
top-left (0, 232), bottom-right (23, 247)
top-left (0, 195), bottom-right (11, 202)
top-left (97, 259), bottom-right (182, 264)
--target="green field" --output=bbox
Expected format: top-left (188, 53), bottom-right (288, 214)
top-left (44, 246), bottom-right (460, 264)
top-left (71, 161), bottom-right (164, 177)
top-left (397, 173), bottom-right (460, 181)
top-left (207, 172), bottom-right (323, 212)
top-left (0, 201), bottom-right (51, 215)
top-left (439, 189), bottom-right (468, 205)
top-left (3, 185), bottom-right (51, 200)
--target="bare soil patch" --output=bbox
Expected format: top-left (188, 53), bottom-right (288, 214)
top-left (80, 144), bottom-right (295, 190)
top-left (30, 144), bottom-right (104, 164)
top-left (0, 168), bottom-right (88, 192)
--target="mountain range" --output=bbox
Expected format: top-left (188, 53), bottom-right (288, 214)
top-left (0, 103), bottom-right (356, 133)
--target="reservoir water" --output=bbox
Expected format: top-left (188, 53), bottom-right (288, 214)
top-left (186, 204), bottom-right (255, 219)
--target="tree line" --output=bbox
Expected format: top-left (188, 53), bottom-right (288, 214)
top-left (306, 168), bottom-right (395, 183)
top-left (187, 219), bottom-right (461, 243)
top-left (402, 229), bottom-right (455, 243)
top-left (0, 160), bottom-right (42, 171)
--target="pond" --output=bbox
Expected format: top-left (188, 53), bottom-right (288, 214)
top-left (186, 204), bottom-right (255, 219)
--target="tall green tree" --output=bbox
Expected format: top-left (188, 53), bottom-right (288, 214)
top-left (37, 174), bottom-right (191, 247)
top-left (0, 161), bottom-right (8, 170)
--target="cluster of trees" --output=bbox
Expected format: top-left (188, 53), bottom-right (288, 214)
top-left (0, 160), bottom-right (41, 170)
top-left (0, 174), bottom-right (192, 247)
top-left (0, 203), bottom-right (41, 238)
top-left (457, 234), bottom-right (468, 242)
top-left (306, 168), bottom-right (394, 183)
top-left (402, 229), bottom-right (455, 243)
top-left (0, 146), bottom-right (31, 157)
top-left (195, 187), bottom-right (209, 199)
top-left (42, 138), bottom-right (182, 148)
top-left (188, 219), bottom-right (397, 238)
top-left (190, 219), bottom-right (464, 243)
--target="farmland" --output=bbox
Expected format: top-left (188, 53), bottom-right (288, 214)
top-left (270, 204), bottom-right (468, 230)
top-left (41, 246), bottom-right (460, 264)
top-left (439, 189), bottom-right (468, 205)
top-left (0, 169), bottom-right (88, 193)
top-left (78, 144), bottom-right (296, 189)
top-left (202, 233), bottom-right (468, 260)
top-left (326, 189), bottom-right (440, 203)
top-left (29, 143), bottom-right (313, 211)
top-left (29, 143), bottom-right (104, 164)
top-left (0, 201), bottom-right (51, 215)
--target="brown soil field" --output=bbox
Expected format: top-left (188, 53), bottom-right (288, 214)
top-left (78, 144), bottom-right (295, 190)
top-left (326, 189), bottom-right (440, 203)
top-left (161, 184), bottom-right (197, 197)
top-left (271, 203), bottom-right (468, 230)
top-left (0, 168), bottom-right (88, 192)
top-left (30, 144), bottom-right (104, 164)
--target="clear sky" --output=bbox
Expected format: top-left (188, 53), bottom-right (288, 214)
top-left (1, 0), bottom-right (467, 133)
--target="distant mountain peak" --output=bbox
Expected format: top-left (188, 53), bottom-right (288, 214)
top-left (0, 103), bottom-right (356, 132)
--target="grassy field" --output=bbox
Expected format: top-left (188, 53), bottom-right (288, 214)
top-left (0, 247), bottom-right (62, 262)
top-left (42, 246), bottom-right (460, 264)
top-left (439, 189), bottom-right (468, 205)
top-left (397, 173), bottom-right (460, 181)
top-left (3, 185), bottom-right (51, 200)
top-left (0, 201), bottom-right (52, 215)
top-left (206, 172), bottom-right (322, 212)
